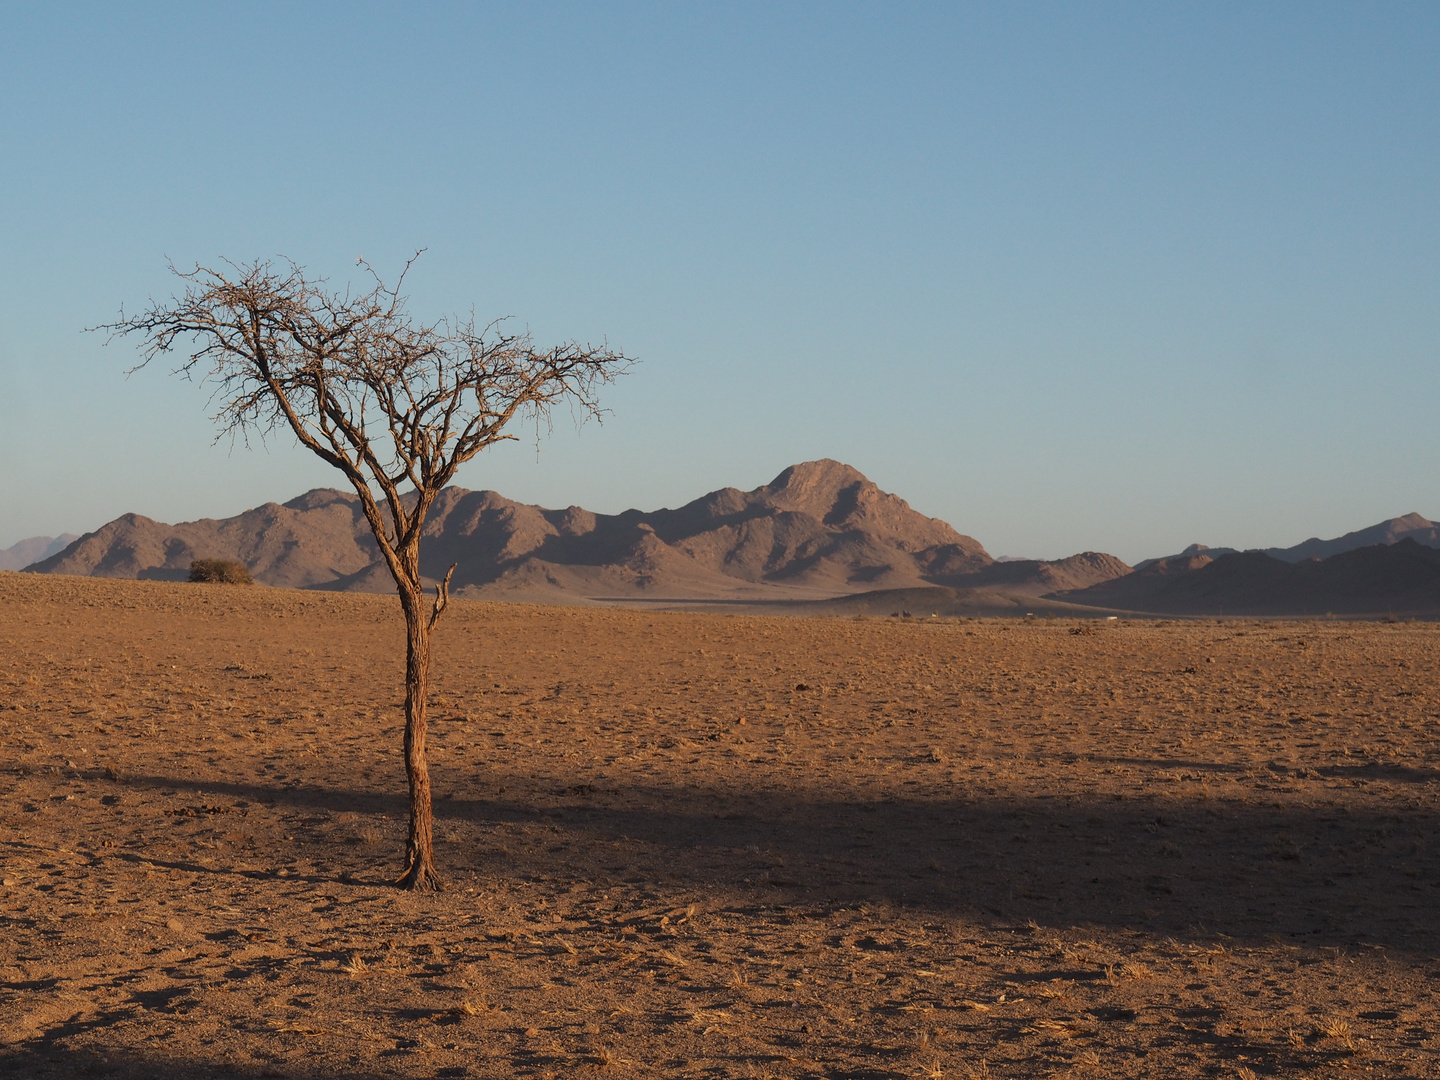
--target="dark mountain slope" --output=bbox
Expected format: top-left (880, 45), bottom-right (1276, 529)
top-left (1061, 538), bottom-right (1440, 616)
top-left (1135, 513), bottom-right (1440, 571)
top-left (1270, 512), bottom-right (1440, 562)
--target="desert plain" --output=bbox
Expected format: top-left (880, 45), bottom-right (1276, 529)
top-left (2, 571), bottom-right (1439, 1079)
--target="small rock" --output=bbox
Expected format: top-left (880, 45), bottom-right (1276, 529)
top-left (166, 918), bottom-right (185, 932)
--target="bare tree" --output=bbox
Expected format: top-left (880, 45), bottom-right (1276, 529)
top-left (102, 257), bottom-right (631, 890)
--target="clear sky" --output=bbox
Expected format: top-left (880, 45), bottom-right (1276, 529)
top-left (2, 3), bottom-right (1437, 562)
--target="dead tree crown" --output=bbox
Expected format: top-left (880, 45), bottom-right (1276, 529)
top-left (101, 255), bottom-right (632, 890)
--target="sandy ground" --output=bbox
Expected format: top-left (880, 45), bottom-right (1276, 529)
top-left (2, 572), bottom-right (1439, 1079)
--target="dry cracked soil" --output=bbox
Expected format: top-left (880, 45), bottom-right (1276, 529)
top-left (2, 572), bottom-right (1439, 1078)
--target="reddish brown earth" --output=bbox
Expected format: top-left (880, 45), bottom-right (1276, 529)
top-left (3, 572), bottom-right (1439, 1079)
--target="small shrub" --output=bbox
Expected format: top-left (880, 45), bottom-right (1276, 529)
top-left (189, 559), bottom-right (254, 585)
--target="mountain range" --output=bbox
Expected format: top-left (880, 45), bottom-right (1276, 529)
top-left (23, 461), bottom-right (1126, 603)
top-left (17, 464), bottom-right (1440, 616)
top-left (1133, 512), bottom-right (1440, 570)
top-left (1064, 538), bottom-right (1440, 617)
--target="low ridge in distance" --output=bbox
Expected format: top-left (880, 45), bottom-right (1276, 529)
top-left (0, 534), bottom-right (79, 573)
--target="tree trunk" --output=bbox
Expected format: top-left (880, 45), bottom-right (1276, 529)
top-left (396, 587), bottom-right (442, 891)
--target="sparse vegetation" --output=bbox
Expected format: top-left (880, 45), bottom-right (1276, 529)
top-left (187, 558), bottom-right (253, 584)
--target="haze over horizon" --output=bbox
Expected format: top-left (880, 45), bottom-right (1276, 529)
top-left (3, 4), bottom-right (1438, 563)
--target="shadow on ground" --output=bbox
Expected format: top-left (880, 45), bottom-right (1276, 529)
top-left (103, 768), bottom-right (1440, 956)
top-left (0, 1045), bottom-right (401, 1080)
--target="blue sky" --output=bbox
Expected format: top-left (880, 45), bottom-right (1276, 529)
top-left (2, 3), bottom-right (1437, 562)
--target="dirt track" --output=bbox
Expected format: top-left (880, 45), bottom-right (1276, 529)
top-left (2, 572), bottom-right (1438, 1078)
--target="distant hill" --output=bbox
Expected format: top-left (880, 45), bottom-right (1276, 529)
top-left (748, 551), bottom-right (1134, 619)
top-left (1135, 513), bottom-right (1440, 570)
top-left (1060, 538), bottom-right (1440, 616)
top-left (0, 534), bottom-right (80, 572)
top-left (26, 490), bottom-right (381, 589)
top-left (1132, 543), bottom-right (1237, 572)
top-left (1267, 512), bottom-right (1440, 562)
top-left (33, 461), bottom-right (1122, 603)
top-left (946, 551), bottom-right (1133, 594)
top-left (801, 583), bottom-right (1130, 619)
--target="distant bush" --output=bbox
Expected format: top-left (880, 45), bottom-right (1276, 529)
top-left (189, 559), bottom-right (254, 585)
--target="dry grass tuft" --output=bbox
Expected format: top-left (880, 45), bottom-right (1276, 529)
top-left (1320, 1016), bottom-right (1357, 1051)
top-left (592, 1044), bottom-right (631, 1068)
top-left (1104, 960), bottom-right (1151, 984)
top-left (339, 952), bottom-right (368, 978)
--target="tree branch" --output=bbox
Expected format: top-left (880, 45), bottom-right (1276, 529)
top-left (428, 563), bottom-right (457, 631)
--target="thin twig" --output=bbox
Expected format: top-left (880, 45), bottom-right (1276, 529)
top-left (428, 563), bottom-right (457, 631)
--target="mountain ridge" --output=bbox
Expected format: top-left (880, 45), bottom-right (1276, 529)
top-left (1135, 513), bottom-right (1440, 571)
top-left (30, 461), bottom-right (1128, 602)
top-left (1058, 538), bottom-right (1440, 616)
top-left (30, 468), bottom-right (1439, 615)
top-left (0, 534), bottom-right (81, 572)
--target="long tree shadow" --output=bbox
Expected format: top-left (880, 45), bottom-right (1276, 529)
top-left (1068, 753), bottom-right (1440, 785)
top-left (101, 769), bottom-right (1440, 956)
top-left (0, 1043), bottom-right (403, 1080)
